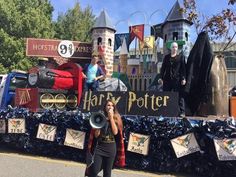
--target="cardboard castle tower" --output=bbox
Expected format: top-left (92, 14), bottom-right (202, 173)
top-left (91, 10), bottom-right (116, 77)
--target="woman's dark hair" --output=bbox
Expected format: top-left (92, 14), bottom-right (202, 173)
top-left (103, 99), bottom-right (123, 129)
top-left (103, 99), bottom-right (118, 116)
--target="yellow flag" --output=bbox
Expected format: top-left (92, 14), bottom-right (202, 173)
top-left (139, 36), bottom-right (155, 51)
top-left (139, 40), bottom-right (145, 52)
top-left (144, 36), bottom-right (155, 49)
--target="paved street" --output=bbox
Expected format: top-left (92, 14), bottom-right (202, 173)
top-left (0, 151), bottom-right (188, 177)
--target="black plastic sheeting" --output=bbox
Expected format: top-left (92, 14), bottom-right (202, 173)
top-left (0, 108), bottom-right (236, 177)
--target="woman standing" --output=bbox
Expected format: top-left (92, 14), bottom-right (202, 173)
top-left (86, 99), bottom-right (125, 177)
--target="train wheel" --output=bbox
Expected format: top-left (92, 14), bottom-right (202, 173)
top-left (55, 94), bottom-right (66, 109)
top-left (40, 93), bottom-right (54, 109)
top-left (66, 95), bottom-right (77, 109)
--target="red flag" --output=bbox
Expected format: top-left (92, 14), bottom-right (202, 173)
top-left (129, 24), bottom-right (144, 43)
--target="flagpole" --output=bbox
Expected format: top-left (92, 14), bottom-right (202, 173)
top-left (149, 9), bottom-right (167, 25)
top-left (128, 10), bottom-right (147, 58)
top-left (128, 11), bottom-right (147, 27)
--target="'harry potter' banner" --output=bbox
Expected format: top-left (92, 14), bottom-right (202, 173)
top-left (80, 91), bottom-right (178, 117)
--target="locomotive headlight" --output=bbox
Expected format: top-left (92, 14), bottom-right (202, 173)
top-left (11, 77), bottom-right (16, 83)
top-left (28, 73), bottom-right (38, 86)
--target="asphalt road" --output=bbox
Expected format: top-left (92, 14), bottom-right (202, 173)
top-left (0, 152), bottom-right (188, 177)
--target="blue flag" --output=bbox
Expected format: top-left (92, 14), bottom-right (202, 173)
top-left (114, 33), bottom-right (130, 51)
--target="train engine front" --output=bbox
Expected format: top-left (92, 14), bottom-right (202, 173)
top-left (15, 62), bottom-right (84, 112)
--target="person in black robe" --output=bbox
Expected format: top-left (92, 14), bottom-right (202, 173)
top-left (158, 42), bottom-right (186, 117)
top-left (184, 31), bottom-right (214, 115)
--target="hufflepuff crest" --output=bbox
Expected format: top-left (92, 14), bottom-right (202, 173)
top-left (10, 119), bottom-right (23, 128)
top-left (175, 134), bottom-right (192, 148)
top-left (41, 124), bottom-right (55, 134)
top-left (219, 139), bottom-right (236, 154)
top-left (68, 130), bottom-right (83, 141)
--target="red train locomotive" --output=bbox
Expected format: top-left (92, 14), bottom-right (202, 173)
top-left (15, 62), bottom-right (84, 112)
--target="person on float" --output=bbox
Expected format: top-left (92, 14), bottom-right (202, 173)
top-left (85, 99), bottom-right (125, 177)
top-left (83, 52), bottom-right (105, 91)
top-left (158, 42), bottom-right (186, 117)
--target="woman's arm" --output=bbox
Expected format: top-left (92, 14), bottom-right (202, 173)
top-left (108, 109), bottom-right (118, 135)
top-left (82, 72), bottom-right (87, 79)
top-left (94, 129), bottom-right (100, 138)
top-left (95, 66), bottom-right (105, 81)
top-left (94, 75), bottom-right (104, 81)
top-left (180, 55), bottom-right (187, 85)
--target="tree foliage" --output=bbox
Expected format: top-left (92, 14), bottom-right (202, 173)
top-left (0, 0), bottom-right (55, 73)
top-left (0, 0), bottom-right (95, 73)
top-left (183, 0), bottom-right (236, 51)
top-left (54, 2), bottom-right (95, 42)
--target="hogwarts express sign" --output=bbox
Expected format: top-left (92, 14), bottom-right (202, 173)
top-left (26, 38), bottom-right (92, 59)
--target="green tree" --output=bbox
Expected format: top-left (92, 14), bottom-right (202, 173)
top-left (54, 2), bottom-right (95, 42)
top-left (0, 0), bottom-right (55, 73)
top-left (183, 0), bottom-right (236, 51)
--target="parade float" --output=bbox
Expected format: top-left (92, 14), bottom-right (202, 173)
top-left (0, 1), bottom-right (236, 177)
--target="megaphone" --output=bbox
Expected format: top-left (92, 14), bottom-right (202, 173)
top-left (89, 112), bottom-right (107, 129)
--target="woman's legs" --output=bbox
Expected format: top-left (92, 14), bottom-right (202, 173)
top-left (102, 155), bottom-right (116, 177)
top-left (89, 154), bottom-right (115, 177)
top-left (89, 153), bottom-right (103, 177)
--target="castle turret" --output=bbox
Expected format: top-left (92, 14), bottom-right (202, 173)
top-left (91, 10), bottom-right (116, 77)
top-left (119, 39), bottom-right (129, 74)
top-left (153, 1), bottom-right (192, 56)
top-left (162, 1), bottom-right (192, 55)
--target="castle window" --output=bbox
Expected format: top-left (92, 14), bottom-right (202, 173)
top-left (185, 32), bottom-right (189, 41)
top-left (108, 38), bottom-right (112, 46)
top-left (173, 32), bottom-right (178, 40)
top-left (97, 37), bottom-right (102, 45)
top-left (164, 34), bottom-right (167, 42)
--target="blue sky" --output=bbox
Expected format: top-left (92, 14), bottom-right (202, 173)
top-left (50, 0), bottom-right (234, 42)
